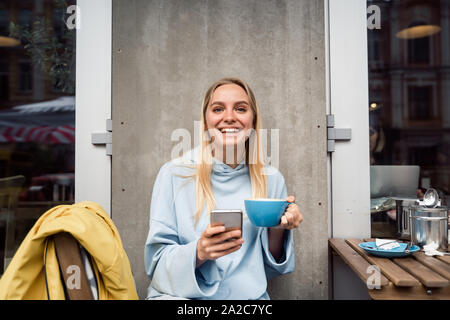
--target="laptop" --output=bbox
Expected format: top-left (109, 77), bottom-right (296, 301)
top-left (370, 165), bottom-right (420, 200)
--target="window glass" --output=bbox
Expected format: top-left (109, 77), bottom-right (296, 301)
top-left (0, 10), bottom-right (8, 35)
top-left (18, 62), bottom-right (32, 92)
top-left (0, 0), bottom-right (76, 274)
top-left (367, 0), bottom-right (450, 238)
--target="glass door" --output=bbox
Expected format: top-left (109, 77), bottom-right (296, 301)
top-left (0, 0), bottom-right (76, 274)
top-left (367, 0), bottom-right (450, 238)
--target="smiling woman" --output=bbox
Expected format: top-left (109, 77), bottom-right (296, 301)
top-left (144, 77), bottom-right (303, 300)
top-left (196, 78), bottom-right (267, 224)
top-left (205, 84), bottom-right (254, 164)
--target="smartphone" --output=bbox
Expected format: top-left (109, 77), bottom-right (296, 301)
top-left (210, 209), bottom-right (243, 241)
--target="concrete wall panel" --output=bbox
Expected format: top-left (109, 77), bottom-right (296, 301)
top-left (112, 0), bottom-right (327, 299)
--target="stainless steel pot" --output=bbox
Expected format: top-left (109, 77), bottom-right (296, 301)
top-left (409, 206), bottom-right (449, 252)
top-left (395, 199), bottom-right (417, 240)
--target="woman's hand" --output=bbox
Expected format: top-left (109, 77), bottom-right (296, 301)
top-left (279, 195), bottom-right (303, 230)
top-left (196, 223), bottom-right (244, 267)
top-left (268, 195), bottom-right (303, 261)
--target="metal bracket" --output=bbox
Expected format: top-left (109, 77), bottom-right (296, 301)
top-left (91, 119), bottom-right (112, 156)
top-left (327, 115), bottom-right (351, 152)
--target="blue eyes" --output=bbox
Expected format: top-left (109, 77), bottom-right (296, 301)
top-left (212, 106), bottom-right (247, 113)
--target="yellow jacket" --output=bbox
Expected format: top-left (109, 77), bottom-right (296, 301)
top-left (0, 201), bottom-right (138, 300)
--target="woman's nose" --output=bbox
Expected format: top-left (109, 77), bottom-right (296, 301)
top-left (223, 108), bottom-right (235, 123)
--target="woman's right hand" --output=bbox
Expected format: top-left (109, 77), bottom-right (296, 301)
top-left (196, 223), bottom-right (244, 267)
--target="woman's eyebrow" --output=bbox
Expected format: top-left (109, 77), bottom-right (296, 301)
top-left (210, 101), bottom-right (225, 106)
top-left (210, 101), bottom-right (249, 106)
top-left (234, 101), bottom-right (249, 106)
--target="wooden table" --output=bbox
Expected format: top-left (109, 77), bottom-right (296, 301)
top-left (329, 238), bottom-right (450, 300)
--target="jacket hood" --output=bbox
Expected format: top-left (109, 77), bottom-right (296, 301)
top-left (0, 201), bottom-right (139, 300)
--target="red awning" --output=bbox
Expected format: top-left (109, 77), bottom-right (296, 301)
top-left (0, 125), bottom-right (75, 144)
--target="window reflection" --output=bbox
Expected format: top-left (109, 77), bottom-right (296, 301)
top-left (368, 0), bottom-right (450, 238)
top-left (0, 0), bottom-right (76, 274)
top-left (18, 62), bottom-right (32, 92)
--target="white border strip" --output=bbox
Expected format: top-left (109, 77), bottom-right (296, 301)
top-left (325, 0), bottom-right (333, 239)
top-left (75, 0), bottom-right (112, 214)
top-left (328, 0), bottom-right (371, 238)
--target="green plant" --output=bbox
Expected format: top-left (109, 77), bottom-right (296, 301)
top-left (9, 0), bottom-right (75, 94)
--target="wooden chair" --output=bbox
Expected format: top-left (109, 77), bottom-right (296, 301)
top-left (53, 232), bottom-right (98, 300)
top-left (0, 175), bottom-right (25, 272)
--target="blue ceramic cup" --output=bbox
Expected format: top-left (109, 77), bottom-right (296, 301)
top-left (244, 198), bottom-right (292, 227)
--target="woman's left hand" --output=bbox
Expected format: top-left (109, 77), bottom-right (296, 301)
top-left (279, 195), bottom-right (303, 230)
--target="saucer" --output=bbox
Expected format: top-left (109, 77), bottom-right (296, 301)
top-left (359, 242), bottom-right (420, 258)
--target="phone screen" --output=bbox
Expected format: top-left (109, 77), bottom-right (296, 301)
top-left (210, 209), bottom-right (243, 240)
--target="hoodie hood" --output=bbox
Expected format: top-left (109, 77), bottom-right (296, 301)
top-left (174, 146), bottom-right (248, 176)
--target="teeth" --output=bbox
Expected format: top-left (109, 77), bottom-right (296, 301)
top-left (221, 128), bottom-right (240, 133)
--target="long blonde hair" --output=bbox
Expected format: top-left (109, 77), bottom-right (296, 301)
top-left (194, 78), bottom-right (267, 223)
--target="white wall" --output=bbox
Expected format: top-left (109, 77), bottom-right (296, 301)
top-left (327, 0), bottom-right (371, 300)
top-left (75, 0), bottom-right (112, 214)
top-left (328, 0), bottom-right (371, 239)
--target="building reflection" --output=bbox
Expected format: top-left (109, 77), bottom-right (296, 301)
top-left (368, 0), bottom-right (450, 203)
top-left (0, 0), bottom-right (76, 273)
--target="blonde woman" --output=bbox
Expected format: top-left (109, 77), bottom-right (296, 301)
top-left (145, 78), bottom-right (303, 300)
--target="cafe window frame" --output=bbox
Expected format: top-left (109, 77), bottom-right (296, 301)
top-left (405, 80), bottom-right (439, 126)
top-left (0, 62), bottom-right (8, 101)
top-left (17, 61), bottom-right (33, 93)
top-left (75, 0), bottom-right (112, 214)
top-left (326, 0), bottom-right (371, 239)
top-left (407, 85), bottom-right (433, 121)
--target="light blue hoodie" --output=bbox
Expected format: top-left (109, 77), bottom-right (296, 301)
top-left (144, 148), bottom-right (294, 299)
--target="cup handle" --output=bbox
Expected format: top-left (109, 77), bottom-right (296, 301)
top-left (284, 201), bottom-right (294, 210)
